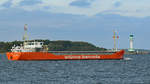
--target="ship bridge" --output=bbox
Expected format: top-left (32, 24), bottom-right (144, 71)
top-left (11, 41), bottom-right (44, 52)
top-left (23, 41), bottom-right (43, 49)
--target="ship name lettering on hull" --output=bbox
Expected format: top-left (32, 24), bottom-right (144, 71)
top-left (65, 55), bottom-right (100, 59)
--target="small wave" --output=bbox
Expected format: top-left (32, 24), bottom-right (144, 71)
top-left (124, 57), bottom-right (132, 60)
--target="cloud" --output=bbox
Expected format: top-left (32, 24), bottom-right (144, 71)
top-left (32, 0), bottom-right (116, 16)
top-left (0, 0), bottom-right (150, 18)
top-left (70, 0), bottom-right (91, 7)
top-left (11, 0), bottom-right (24, 7)
top-left (0, 0), bottom-right (9, 9)
top-left (0, 0), bottom-right (9, 5)
top-left (114, 1), bottom-right (121, 7)
top-left (107, 0), bottom-right (150, 17)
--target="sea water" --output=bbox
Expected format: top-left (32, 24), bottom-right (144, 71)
top-left (0, 54), bottom-right (150, 84)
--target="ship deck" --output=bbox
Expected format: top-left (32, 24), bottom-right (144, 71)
top-left (48, 51), bottom-right (115, 55)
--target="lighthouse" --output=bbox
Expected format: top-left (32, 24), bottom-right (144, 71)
top-left (128, 34), bottom-right (135, 52)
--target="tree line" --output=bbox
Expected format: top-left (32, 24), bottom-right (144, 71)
top-left (0, 40), bottom-right (107, 53)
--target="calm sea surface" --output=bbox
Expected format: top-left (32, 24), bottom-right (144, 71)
top-left (0, 54), bottom-right (150, 84)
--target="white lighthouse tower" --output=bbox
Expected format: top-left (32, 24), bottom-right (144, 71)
top-left (128, 34), bottom-right (135, 52)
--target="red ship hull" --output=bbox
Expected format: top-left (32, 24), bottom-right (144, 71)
top-left (6, 50), bottom-right (124, 61)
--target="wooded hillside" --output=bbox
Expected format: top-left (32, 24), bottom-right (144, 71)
top-left (0, 40), bottom-right (106, 53)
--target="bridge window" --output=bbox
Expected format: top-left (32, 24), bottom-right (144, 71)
top-left (35, 43), bottom-right (38, 45)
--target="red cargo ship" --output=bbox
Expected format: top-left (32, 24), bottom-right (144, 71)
top-left (6, 41), bottom-right (124, 61)
top-left (6, 24), bottom-right (124, 61)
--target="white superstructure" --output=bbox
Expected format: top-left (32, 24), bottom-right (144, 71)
top-left (11, 41), bottom-right (44, 52)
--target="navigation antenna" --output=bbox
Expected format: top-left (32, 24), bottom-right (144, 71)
top-left (23, 24), bottom-right (29, 41)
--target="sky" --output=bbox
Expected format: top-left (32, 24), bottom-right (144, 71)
top-left (0, 0), bottom-right (150, 49)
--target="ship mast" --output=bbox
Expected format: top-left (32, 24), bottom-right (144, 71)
top-left (23, 24), bottom-right (29, 41)
top-left (113, 30), bottom-right (119, 51)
